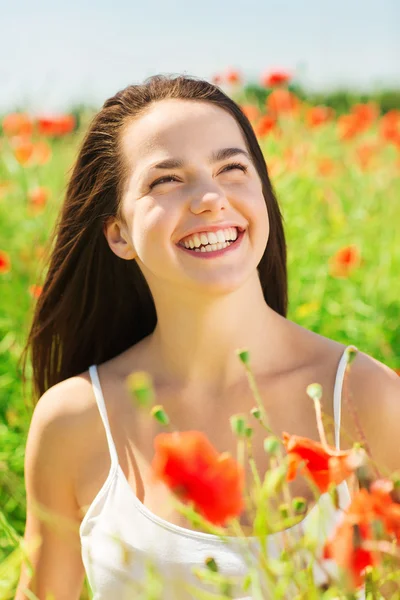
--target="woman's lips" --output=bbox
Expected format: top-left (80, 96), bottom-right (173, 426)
top-left (176, 229), bottom-right (246, 259)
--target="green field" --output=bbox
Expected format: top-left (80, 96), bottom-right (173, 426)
top-left (0, 87), bottom-right (399, 598)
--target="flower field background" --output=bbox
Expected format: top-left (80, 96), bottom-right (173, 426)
top-left (0, 72), bottom-right (399, 598)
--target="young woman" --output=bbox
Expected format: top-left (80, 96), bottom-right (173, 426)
top-left (16, 74), bottom-right (399, 600)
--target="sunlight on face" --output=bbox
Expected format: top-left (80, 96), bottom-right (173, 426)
top-left (118, 98), bottom-right (269, 296)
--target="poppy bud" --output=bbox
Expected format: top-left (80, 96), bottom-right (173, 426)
top-left (151, 405), bottom-right (170, 425)
top-left (244, 426), bottom-right (253, 438)
top-left (328, 483), bottom-right (340, 509)
top-left (390, 477), bottom-right (400, 503)
top-left (205, 556), bottom-right (219, 572)
top-left (126, 370), bottom-right (154, 407)
top-left (250, 407), bottom-right (261, 420)
top-left (236, 348), bottom-right (250, 365)
top-left (292, 497), bottom-right (307, 515)
top-left (230, 414), bottom-right (247, 436)
top-left (264, 435), bottom-right (280, 455)
top-left (345, 345), bottom-right (358, 366)
top-left (306, 383), bottom-right (323, 402)
top-left (355, 464), bottom-right (375, 490)
top-left (279, 503), bottom-right (290, 519)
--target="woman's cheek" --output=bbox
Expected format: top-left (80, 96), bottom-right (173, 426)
top-left (132, 202), bottom-right (173, 257)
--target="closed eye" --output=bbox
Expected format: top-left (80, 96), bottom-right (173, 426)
top-left (148, 162), bottom-right (248, 189)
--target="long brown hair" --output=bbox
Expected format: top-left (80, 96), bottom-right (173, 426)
top-left (20, 74), bottom-right (287, 404)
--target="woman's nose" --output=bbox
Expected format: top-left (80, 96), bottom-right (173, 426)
top-left (189, 183), bottom-right (229, 214)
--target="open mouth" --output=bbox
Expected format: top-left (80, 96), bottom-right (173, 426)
top-left (177, 227), bottom-right (246, 258)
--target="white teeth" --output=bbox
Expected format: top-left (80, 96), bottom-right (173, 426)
top-left (184, 239), bottom-right (234, 253)
top-left (216, 230), bottom-right (225, 243)
top-left (180, 226), bottom-right (241, 249)
top-left (206, 232), bottom-right (218, 245)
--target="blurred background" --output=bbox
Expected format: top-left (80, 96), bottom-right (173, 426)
top-left (1, 0), bottom-right (399, 112)
top-left (0, 1), bottom-right (399, 598)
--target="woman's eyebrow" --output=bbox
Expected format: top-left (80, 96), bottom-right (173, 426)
top-left (146, 147), bottom-right (252, 172)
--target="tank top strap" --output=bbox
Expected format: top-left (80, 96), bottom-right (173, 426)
top-left (88, 365), bottom-right (119, 469)
top-left (333, 345), bottom-right (358, 449)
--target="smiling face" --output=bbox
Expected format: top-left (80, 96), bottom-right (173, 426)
top-left (105, 98), bottom-right (269, 297)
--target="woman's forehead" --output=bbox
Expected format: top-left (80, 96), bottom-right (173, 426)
top-left (121, 99), bottom-right (246, 174)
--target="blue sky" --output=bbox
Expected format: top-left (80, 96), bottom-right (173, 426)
top-left (1, 0), bottom-right (399, 112)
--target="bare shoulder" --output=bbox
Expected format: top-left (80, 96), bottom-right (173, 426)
top-left (29, 372), bottom-right (98, 452)
top-left (340, 348), bottom-right (400, 474)
top-left (32, 371), bottom-right (95, 422)
top-left (27, 371), bottom-right (101, 505)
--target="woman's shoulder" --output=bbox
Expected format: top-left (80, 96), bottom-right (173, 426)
top-left (32, 370), bottom-right (99, 430)
top-left (28, 371), bottom-right (106, 483)
top-left (295, 328), bottom-right (400, 472)
top-left (338, 345), bottom-right (400, 470)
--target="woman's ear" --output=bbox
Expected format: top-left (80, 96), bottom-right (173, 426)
top-left (103, 218), bottom-right (137, 260)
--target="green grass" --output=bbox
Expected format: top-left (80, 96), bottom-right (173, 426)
top-left (0, 96), bottom-right (399, 598)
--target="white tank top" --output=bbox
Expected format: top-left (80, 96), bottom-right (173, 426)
top-left (80, 346), bottom-right (359, 599)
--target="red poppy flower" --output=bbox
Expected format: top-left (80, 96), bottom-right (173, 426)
top-left (261, 70), bottom-right (291, 88)
top-left (338, 104), bottom-right (378, 142)
top-left (151, 431), bottom-right (245, 526)
top-left (282, 432), bottom-right (355, 494)
top-left (323, 495), bottom-right (378, 588)
top-left (351, 103), bottom-right (379, 130)
top-left (0, 251), bottom-right (11, 274)
top-left (33, 140), bottom-right (52, 165)
top-left (29, 284), bottom-right (43, 298)
top-left (28, 187), bottom-right (50, 209)
top-left (36, 114), bottom-right (75, 137)
top-left (316, 157), bottom-right (336, 177)
top-left (323, 481), bottom-right (400, 588)
top-left (306, 106), bottom-right (334, 128)
top-left (11, 137), bottom-right (35, 165)
top-left (355, 142), bottom-right (377, 170)
top-left (2, 113), bottom-right (34, 137)
top-left (225, 69), bottom-right (242, 85)
top-left (266, 89), bottom-right (300, 116)
top-left (329, 245), bottom-right (361, 278)
top-left (368, 479), bottom-right (400, 541)
top-left (379, 110), bottom-right (400, 146)
top-left (254, 114), bottom-right (276, 137)
top-left (337, 114), bottom-right (362, 141)
top-left (211, 73), bottom-right (223, 85)
top-left (240, 103), bottom-right (261, 122)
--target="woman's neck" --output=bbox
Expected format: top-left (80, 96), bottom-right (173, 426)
top-left (144, 275), bottom-right (287, 397)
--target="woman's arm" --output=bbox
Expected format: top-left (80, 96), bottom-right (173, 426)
top-left (15, 383), bottom-right (87, 600)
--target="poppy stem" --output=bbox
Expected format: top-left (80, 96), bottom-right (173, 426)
top-left (312, 396), bottom-right (330, 449)
top-left (247, 438), bottom-right (262, 492)
top-left (237, 438), bottom-right (245, 472)
top-left (239, 358), bottom-right (273, 435)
